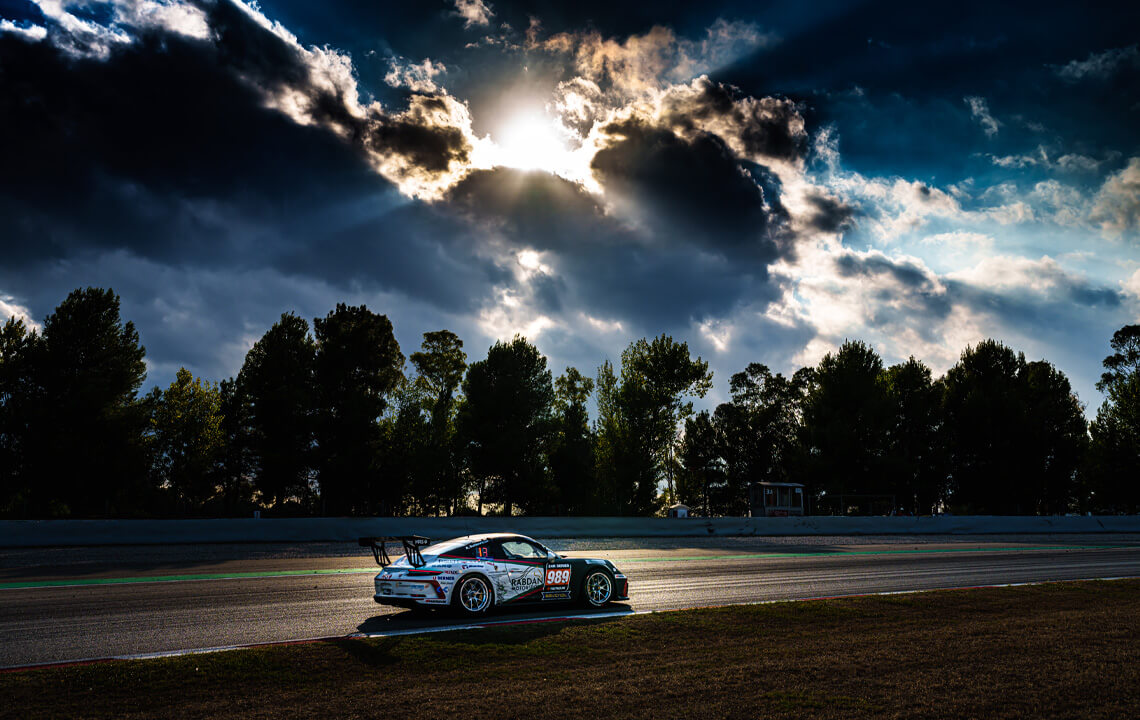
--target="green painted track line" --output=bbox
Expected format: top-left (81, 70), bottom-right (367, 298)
top-left (1, 544), bottom-right (1133, 590)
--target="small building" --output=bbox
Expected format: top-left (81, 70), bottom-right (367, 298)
top-left (667, 503), bottom-right (689, 518)
top-left (749, 482), bottom-right (806, 517)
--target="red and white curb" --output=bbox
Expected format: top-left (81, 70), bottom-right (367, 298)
top-left (3, 575), bottom-right (1137, 673)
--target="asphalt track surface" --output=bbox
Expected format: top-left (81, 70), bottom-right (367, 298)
top-left (3, 535), bottom-right (1140, 669)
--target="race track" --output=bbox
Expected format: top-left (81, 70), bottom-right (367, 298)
top-left (3, 536), bottom-right (1139, 669)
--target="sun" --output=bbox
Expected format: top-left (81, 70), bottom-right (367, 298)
top-left (493, 110), bottom-right (572, 173)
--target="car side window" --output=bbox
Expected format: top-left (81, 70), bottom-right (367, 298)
top-left (500, 540), bottom-right (548, 560)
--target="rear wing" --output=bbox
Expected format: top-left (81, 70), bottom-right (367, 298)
top-left (358, 536), bottom-right (432, 568)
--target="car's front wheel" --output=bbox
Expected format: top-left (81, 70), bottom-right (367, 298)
top-left (581, 569), bottom-right (613, 608)
top-left (453, 575), bottom-right (493, 616)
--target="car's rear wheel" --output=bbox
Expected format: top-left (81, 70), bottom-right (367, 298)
top-left (453, 575), bottom-right (493, 616)
top-left (581, 569), bottom-right (613, 608)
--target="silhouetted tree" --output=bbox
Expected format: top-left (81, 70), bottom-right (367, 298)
top-left (1098, 325), bottom-right (1140, 391)
top-left (883, 357), bottom-right (947, 514)
top-left (22, 289), bottom-right (151, 517)
top-left (802, 341), bottom-right (892, 509)
top-left (1086, 325), bottom-right (1140, 512)
top-left (714, 363), bottom-right (811, 514)
top-left (313, 304), bottom-right (403, 515)
top-left (409, 330), bottom-right (467, 515)
top-left (458, 336), bottom-right (554, 515)
top-left (943, 341), bottom-right (1027, 514)
top-left (213, 377), bottom-right (253, 515)
top-left (593, 359), bottom-right (634, 515)
top-left (550, 367), bottom-right (596, 514)
top-left (944, 340), bottom-right (1085, 514)
top-left (150, 368), bottom-right (224, 513)
top-left (601, 335), bottom-right (712, 514)
top-left (677, 410), bottom-right (723, 516)
top-left (376, 379), bottom-right (429, 516)
top-left (1022, 360), bottom-right (1087, 514)
top-left (5, 284), bottom-right (1120, 519)
top-left (238, 312), bottom-right (316, 511)
top-left (0, 318), bottom-right (38, 515)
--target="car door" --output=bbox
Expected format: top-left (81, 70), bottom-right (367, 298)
top-left (494, 538), bottom-right (547, 602)
top-left (512, 538), bottom-right (575, 603)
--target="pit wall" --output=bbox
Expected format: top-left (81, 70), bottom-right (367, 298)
top-left (2, 515), bottom-right (1140, 547)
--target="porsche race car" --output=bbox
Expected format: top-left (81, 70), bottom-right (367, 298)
top-left (359, 533), bottom-right (629, 616)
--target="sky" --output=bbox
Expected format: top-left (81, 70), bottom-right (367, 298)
top-left (1, 0), bottom-right (1138, 415)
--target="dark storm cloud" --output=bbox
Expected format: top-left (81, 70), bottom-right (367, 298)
top-left (273, 201), bottom-right (508, 313)
top-left (0, 0), bottom-right (505, 389)
top-left (0, 2), bottom-right (472, 268)
top-left (951, 282), bottom-right (1123, 332)
top-left (200, 0), bottom-right (474, 184)
top-left (802, 190), bottom-right (856, 232)
top-left (831, 252), bottom-right (954, 337)
top-left (366, 106), bottom-right (469, 173)
top-left (832, 250), bottom-right (1124, 339)
top-left (445, 168), bottom-right (612, 252)
top-left (590, 118), bottom-right (783, 260)
top-left (207, 0), bottom-right (312, 89)
top-left (442, 166), bottom-right (783, 330)
top-left (835, 253), bottom-right (935, 292)
top-left (0, 30), bottom-right (378, 265)
top-left (558, 244), bottom-right (778, 330)
top-left (658, 77), bottom-right (806, 162)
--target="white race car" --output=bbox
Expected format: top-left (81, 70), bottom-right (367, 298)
top-left (359, 534), bottom-right (629, 616)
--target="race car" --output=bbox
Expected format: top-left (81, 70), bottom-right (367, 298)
top-left (359, 533), bottom-right (629, 616)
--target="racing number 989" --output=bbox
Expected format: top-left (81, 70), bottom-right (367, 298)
top-left (545, 568), bottom-right (570, 585)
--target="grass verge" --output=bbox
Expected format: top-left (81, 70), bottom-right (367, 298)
top-left (4, 580), bottom-right (1139, 719)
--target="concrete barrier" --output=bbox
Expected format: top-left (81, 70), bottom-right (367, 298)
top-left (2, 515), bottom-right (1139, 547)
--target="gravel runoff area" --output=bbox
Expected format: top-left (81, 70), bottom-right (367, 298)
top-left (2, 579), bottom-right (1138, 719)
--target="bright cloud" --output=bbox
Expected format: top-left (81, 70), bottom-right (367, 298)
top-left (0, 295), bottom-right (39, 330)
top-left (454, 0), bottom-right (494, 29)
top-left (964, 95), bottom-right (1001, 137)
top-left (1055, 44), bottom-right (1140, 81)
top-left (384, 57), bottom-right (447, 93)
top-left (1091, 157), bottom-right (1140, 237)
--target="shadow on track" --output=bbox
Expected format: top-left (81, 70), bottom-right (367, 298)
top-left (342, 605), bottom-right (636, 668)
top-left (356, 602), bottom-right (635, 641)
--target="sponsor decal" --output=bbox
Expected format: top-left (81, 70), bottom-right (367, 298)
top-left (544, 562), bottom-right (572, 592)
top-left (541, 591), bottom-right (572, 601)
top-left (510, 574), bottom-right (543, 592)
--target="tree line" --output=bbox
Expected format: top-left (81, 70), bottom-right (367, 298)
top-left (1, 287), bottom-right (1137, 518)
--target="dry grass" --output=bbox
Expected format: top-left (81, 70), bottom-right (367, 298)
top-left (4, 580), bottom-right (1139, 719)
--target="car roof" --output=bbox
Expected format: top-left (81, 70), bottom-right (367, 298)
top-left (444, 532), bottom-right (535, 544)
